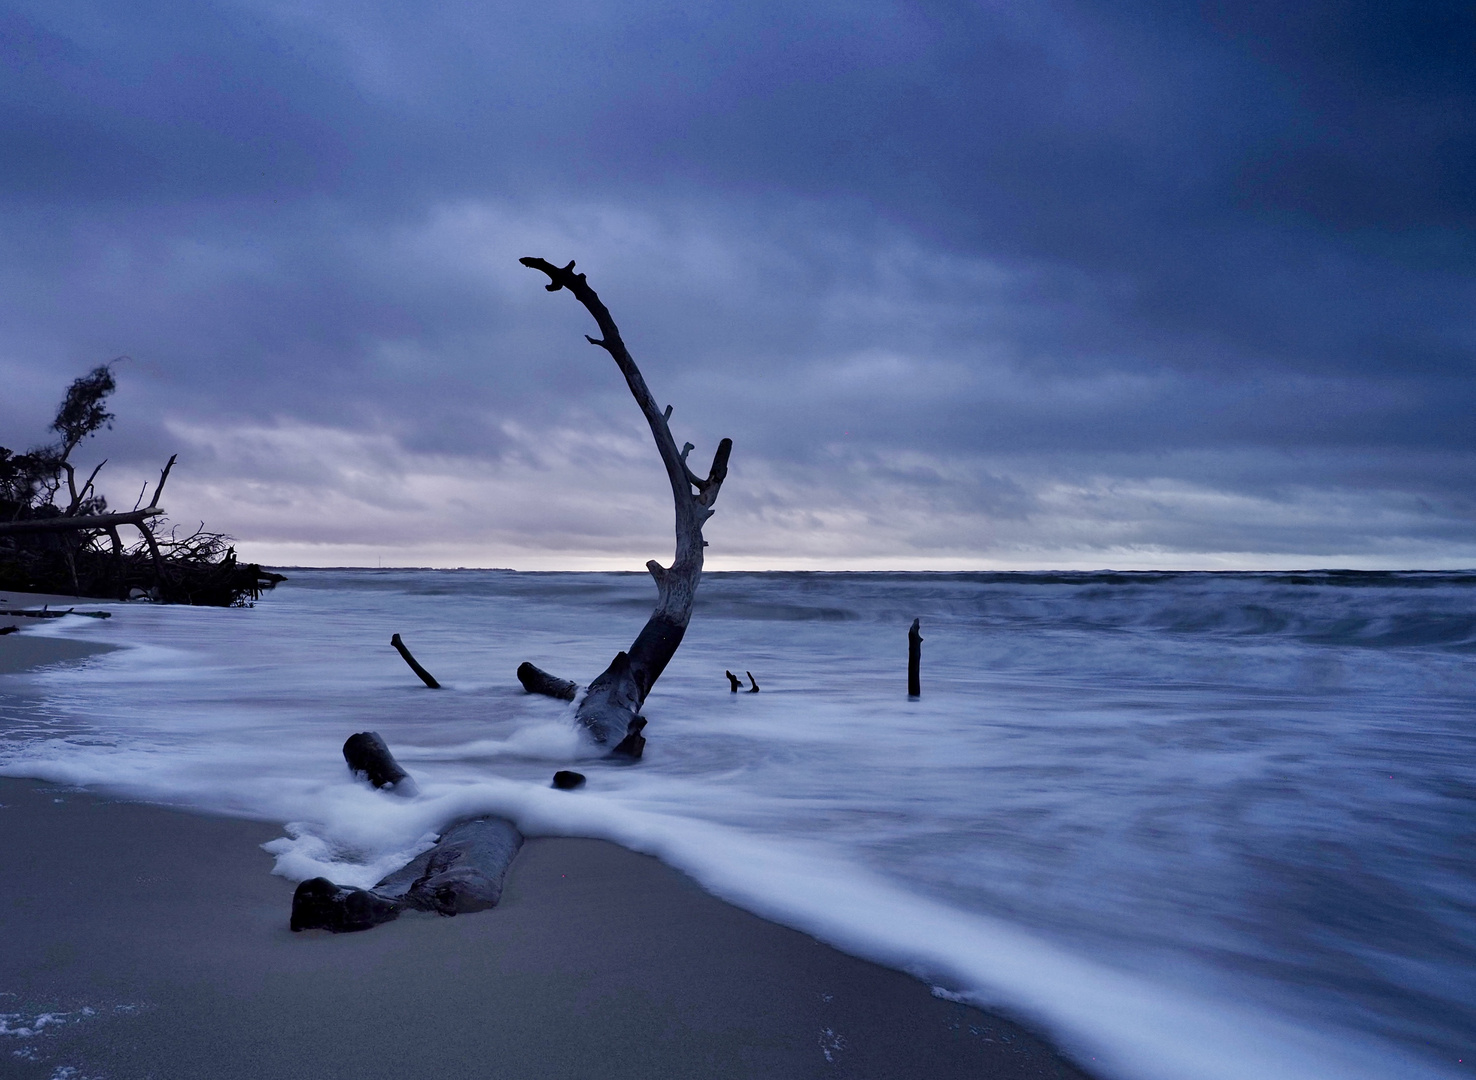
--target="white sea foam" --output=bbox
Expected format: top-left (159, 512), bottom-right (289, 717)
top-left (2, 569), bottom-right (1472, 1080)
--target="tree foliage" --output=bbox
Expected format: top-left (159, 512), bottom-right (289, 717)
top-left (1, 362), bottom-right (117, 520)
top-left (1, 363), bottom-right (282, 605)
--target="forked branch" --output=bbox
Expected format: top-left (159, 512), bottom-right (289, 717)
top-left (518, 258), bottom-right (731, 518)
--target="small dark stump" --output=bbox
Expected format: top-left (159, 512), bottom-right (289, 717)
top-left (343, 731), bottom-right (419, 796)
top-left (517, 662), bottom-right (579, 701)
top-left (908, 618), bottom-right (922, 698)
top-left (552, 770), bottom-right (587, 789)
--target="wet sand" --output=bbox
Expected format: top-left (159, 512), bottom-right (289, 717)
top-left (0, 592), bottom-right (119, 674)
top-left (1, 631), bottom-right (1096, 1080)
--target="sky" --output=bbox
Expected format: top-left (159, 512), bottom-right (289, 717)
top-left (2, 0), bottom-right (1473, 570)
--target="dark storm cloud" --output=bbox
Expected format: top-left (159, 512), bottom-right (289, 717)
top-left (1, 0), bottom-right (1472, 565)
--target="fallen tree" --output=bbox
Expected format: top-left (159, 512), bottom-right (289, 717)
top-left (0, 364), bottom-right (282, 605)
top-left (516, 258), bottom-right (732, 759)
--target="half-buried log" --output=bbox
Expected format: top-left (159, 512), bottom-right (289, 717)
top-left (519, 258), bottom-right (733, 758)
top-left (290, 818), bottom-right (523, 932)
top-left (292, 736), bottom-right (524, 933)
top-left (377, 817), bottom-right (523, 915)
top-left (343, 731), bottom-right (420, 796)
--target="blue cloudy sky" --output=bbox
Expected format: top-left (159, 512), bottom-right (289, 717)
top-left (2, 1), bottom-right (1472, 568)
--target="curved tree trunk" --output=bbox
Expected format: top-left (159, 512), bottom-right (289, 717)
top-left (520, 258), bottom-right (732, 755)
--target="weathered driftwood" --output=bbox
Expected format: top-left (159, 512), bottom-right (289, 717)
top-left (290, 877), bottom-right (401, 933)
top-left (517, 662), bottom-right (578, 701)
top-left (518, 258), bottom-right (732, 758)
top-left (290, 818), bottom-right (523, 933)
top-left (745, 671), bottom-right (760, 693)
top-left (292, 736), bottom-right (524, 934)
top-left (0, 607), bottom-right (111, 619)
top-left (390, 632), bottom-right (440, 689)
top-left (376, 817), bottom-right (523, 914)
top-left (343, 731), bottom-right (420, 796)
top-left (725, 670), bottom-right (741, 692)
top-left (908, 618), bottom-right (922, 698)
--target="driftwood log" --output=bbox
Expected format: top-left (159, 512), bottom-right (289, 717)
top-left (343, 731), bottom-right (420, 796)
top-left (291, 818), bottom-right (523, 932)
top-left (517, 258), bottom-right (732, 759)
top-left (0, 607), bottom-right (111, 619)
top-left (292, 736), bottom-right (524, 933)
top-left (517, 662), bottom-right (577, 701)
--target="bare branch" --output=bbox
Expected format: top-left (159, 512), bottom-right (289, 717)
top-left (74, 459), bottom-right (107, 512)
top-left (0, 508), bottom-right (165, 535)
top-left (520, 257), bottom-right (698, 522)
top-left (391, 633), bottom-right (441, 689)
top-left (148, 454), bottom-right (177, 510)
top-left (62, 461), bottom-right (79, 509)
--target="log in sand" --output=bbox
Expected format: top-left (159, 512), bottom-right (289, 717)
top-left (292, 737), bottom-right (523, 933)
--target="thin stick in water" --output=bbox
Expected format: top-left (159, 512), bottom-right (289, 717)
top-left (391, 632), bottom-right (441, 689)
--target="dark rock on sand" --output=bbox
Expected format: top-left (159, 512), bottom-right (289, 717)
top-left (552, 770), bottom-right (586, 789)
top-left (343, 731), bottom-right (419, 796)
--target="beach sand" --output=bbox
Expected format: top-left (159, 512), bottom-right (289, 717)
top-left (0, 592), bottom-right (119, 674)
top-left (1, 635), bottom-right (1096, 1080)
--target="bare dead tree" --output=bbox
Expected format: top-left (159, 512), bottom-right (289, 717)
top-left (519, 258), bottom-right (732, 757)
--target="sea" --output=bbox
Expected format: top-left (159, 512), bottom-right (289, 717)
top-left (2, 569), bottom-right (1473, 1080)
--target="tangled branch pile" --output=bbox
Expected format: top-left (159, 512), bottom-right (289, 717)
top-left (0, 364), bottom-right (283, 606)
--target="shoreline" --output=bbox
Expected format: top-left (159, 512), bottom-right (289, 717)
top-left (0, 591), bottom-right (121, 674)
top-left (2, 630), bottom-right (1096, 1079)
top-left (0, 777), bottom-right (1095, 1079)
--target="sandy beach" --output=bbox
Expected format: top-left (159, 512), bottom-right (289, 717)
top-left (1, 621), bottom-right (1095, 1080)
top-left (0, 592), bottom-right (120, 675)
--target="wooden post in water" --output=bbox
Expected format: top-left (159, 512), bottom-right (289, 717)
top-left (908, 618), bottom-right (922, 698)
